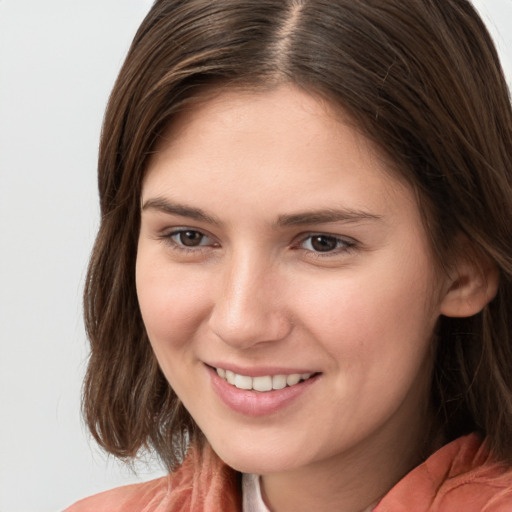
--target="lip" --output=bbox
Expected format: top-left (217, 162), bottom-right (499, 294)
top-left (207, 365), bottom-right (320, 417)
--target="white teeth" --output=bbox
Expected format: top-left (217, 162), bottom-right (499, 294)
top-left (234, 374), bottom-right (253, 390)
top-left (216, 368), bottom-right (315, 392)
top-left (253, 376), bottom-right (273, 392)
top-left (226, 370), bottom-right (236, 385)
top-left (286, 374), bottom-right (301, 386)
top-left (272, 374), bottom-right (287, 390)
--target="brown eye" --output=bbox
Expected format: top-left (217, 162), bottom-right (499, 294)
top-left (310, 235), bottom-right (339, 252)
top-left (300, 234), bottom-right (354, 254)
top-left (171, 230), bottom-right (209, 247)
top-left (180, 231), bottom-right (203, 246)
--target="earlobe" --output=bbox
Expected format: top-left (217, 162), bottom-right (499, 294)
top-left (439, 250), bottom-right (499, 318)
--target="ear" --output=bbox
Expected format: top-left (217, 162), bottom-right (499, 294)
top-left (440, 245), bottom-right (499, 318)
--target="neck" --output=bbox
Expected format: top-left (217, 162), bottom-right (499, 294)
top-left (260, 408), bottom-right (438, 512)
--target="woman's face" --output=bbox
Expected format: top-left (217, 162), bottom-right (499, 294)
top-left (136, 85), bottom-right (450, 477)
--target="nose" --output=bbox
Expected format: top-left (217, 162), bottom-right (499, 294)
top-left (208, 250), bottom-right (293, 350)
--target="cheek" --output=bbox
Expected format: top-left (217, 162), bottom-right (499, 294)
top-left (135, 254), bottom-right (211, 351)
top-left (293, 268), bottom-right (438, 426)
top-left (291, 259), bottom-right (439, 368)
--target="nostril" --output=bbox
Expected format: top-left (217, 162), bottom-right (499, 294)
top-left (208, 306), bottom-right (293, 349)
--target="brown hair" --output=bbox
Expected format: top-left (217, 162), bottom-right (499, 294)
top-left (83, 0), bottom-right (512, 470)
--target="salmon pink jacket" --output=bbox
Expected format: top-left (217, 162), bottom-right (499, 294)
top-left (64, 434), bottom-right (512, 512)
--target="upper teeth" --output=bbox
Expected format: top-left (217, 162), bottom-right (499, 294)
top-left (216, 368), bottom-right (313, 392)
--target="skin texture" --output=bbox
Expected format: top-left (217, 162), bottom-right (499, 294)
top-left (135, 85), bottom-right (489, 512)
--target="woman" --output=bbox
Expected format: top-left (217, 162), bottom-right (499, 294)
top-left (66, 0), bottom-right (512, 510)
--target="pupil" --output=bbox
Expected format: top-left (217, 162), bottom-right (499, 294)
top-left (180, 231), bottom-right (203, 246)
top-left (311, 235), bottom-right (337, 252)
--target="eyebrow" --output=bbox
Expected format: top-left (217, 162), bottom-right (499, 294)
top-left (276, 209), bottom-right (383, 226)
top-left (141, 197), bottom-right (383, 227)
top-left (141, 198), bottom-right (222, 226)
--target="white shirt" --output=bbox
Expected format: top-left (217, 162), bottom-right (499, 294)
top-left (242, 473), bottom-right (271, 512)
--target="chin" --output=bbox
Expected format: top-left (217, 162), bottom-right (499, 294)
top-left (209, 438), bottom-right (308, 475)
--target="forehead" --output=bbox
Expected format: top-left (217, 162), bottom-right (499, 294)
top-left (143, 85), bottom-right (420, 226)
top-left (145, 84), bottom-right (402, 194)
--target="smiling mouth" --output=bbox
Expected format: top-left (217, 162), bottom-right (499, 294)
top-left (214, 367), bottom-right (317, 392)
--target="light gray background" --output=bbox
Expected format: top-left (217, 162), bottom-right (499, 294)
top-left (0, 1), bottom-right (511, 511)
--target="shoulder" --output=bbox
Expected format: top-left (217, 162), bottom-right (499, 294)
top-left (376, 433), bottom-right (512, 512)
top-left (63, 476), bottom-right (170, 512)
top-left (63, 443), bottom-right (241, 512)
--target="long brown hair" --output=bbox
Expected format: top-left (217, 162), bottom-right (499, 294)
top-left (83, 0), bottom-right (512, 470)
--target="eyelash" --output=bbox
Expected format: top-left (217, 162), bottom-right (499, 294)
top-left (160, 228), bottom-right (357, 257)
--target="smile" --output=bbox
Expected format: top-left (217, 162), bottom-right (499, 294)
top-left (215, 367), bottom-right (314, 392)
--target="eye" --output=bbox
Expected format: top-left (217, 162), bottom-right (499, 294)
top-left (300, 234), bottom-right (354, 253)
top-left (170, 229), bottom-right (213, 248)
